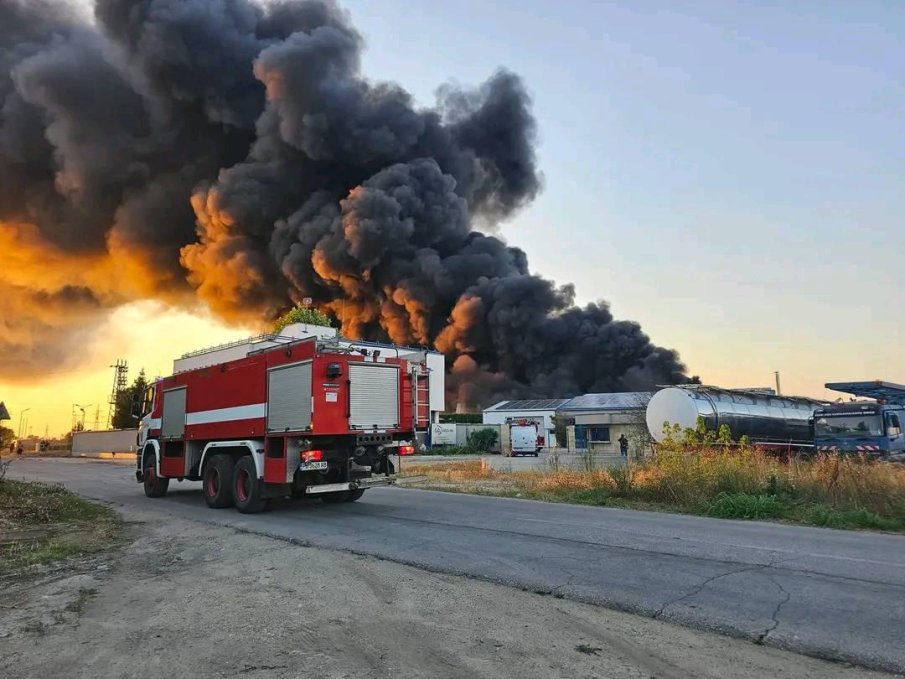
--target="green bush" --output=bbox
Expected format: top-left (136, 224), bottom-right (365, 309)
top-left (608, 465), bottom-right (634, 497)
top-left (807, 505), bottom-right (901, 531)
top-left (466, 428), bottom-right (499, 453)
top-left (273, 306), bottom-right (332, 332)
top-left (703, 492), bottom-right (785, 520)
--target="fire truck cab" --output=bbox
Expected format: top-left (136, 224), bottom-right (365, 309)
top-left (135, 324), bottom-right (442, 513)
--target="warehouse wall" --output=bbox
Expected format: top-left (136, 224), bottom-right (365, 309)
top-left (71, 429), bottom-right (139, 456)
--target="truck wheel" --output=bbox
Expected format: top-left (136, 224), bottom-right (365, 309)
top-left (203, 455), bottom-right (234, 509)
top-left (143, 455), bottom-right (169, 498)
top-left (232, 456), bottom-right (268, 514)
top-left (321, 491), bottom-right (350, 503)
top-left (345, 489), bottom-right (365, 502)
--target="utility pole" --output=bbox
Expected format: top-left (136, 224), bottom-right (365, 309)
top-left (774, 371), bottom-right (782, 396)
top-left (18, 408), bottom-right (31, 438)
top-left (108, 359), bottom-right (128, 429)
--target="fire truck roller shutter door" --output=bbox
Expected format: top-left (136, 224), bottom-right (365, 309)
top-left (267, 361), bottom-right (313, 433)
top-left (349, 363), bottom-right (399, 429)
top-left (161, 388), bottom-right (187, 438)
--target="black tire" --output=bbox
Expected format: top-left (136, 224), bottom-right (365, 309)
top-left (232, 456), bottom-right (268, 514)
top-left (203, 455), bottom-right (234, 509)
top-left (321, 490), bottom-right (350, 503)
top-left (345, 488), bottom-right (365, 502)
top-left (143, 453), bottom-right (169, 498)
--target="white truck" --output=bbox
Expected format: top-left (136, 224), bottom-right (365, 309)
top-left (508, 420), bottom-right (541, 457)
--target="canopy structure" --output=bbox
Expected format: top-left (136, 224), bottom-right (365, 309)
top-left (825, 381), bottom-right (905, 406)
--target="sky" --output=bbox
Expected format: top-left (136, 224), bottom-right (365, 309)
top-left (3, 0), bottom-right (904, 436)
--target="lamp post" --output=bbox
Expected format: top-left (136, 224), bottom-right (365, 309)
top-left (18, 408), bottom-right (31, 438)
top-left (73, 404), bottom-right (91, 432)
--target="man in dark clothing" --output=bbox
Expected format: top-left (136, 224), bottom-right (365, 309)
top-left (618, 434), bottom-right (629, 458)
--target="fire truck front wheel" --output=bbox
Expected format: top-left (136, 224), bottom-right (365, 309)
top-left (203, 455), bottom-right (234, 509)
top-left (143, 455), bottom-right (169, 498)
top-left (232, 456), bottom-right (268, 514)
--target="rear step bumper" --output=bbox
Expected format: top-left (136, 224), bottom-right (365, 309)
top-left (305, 476), bottom-right (397, 495)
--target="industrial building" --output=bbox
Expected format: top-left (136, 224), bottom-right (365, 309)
top-left (481, 399), bottom-right (570, 449)
top-left (557, 392), bottom-right (654, 455)
top-left (482, 393), bottom-right (654, 454)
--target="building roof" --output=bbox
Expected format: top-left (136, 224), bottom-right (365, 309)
top-left (484, 398), bottom-right (571, 412)
top-left (558, 392), bottom-right (654, 412)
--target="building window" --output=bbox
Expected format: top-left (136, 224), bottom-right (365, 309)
top-left (588, 426), bottom-right (610, 443)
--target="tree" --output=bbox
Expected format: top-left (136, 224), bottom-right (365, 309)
top-left (273, 306), bottom-right (332, 333)
top-left (111, 370), bottom-right (149, 430)
top-left (553, 415), bottom-right (569, 448)
top-left (0, 425), bottom-right (14, 452)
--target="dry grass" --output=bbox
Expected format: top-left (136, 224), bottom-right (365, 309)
top-left (403, 449), bottom-right (905, 532)
top-left (0, 480), bottom-right (120, 573)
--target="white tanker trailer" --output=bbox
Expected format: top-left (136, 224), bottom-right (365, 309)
top-left (646, 386), bottom-right (826, 447)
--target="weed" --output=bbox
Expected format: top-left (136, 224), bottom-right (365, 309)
top-left (0, 480), bottom-right (119, 573)
top-left (608, 465), bottom-right (634, 497)
top-left (401, 447), bottom-right (905, 533)
top-left (575, 644), bottom-right (602, 656)
top-left (806, 505), bottom-right (902, 531)
top-left (704, 492), bottom-right (785, 520)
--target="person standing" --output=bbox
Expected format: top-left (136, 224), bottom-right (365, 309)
top-left (618, 433), bottom-right (628, 458)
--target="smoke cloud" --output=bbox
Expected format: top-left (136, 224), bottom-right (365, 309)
top-left (0, 0), bottom-right (689, 404)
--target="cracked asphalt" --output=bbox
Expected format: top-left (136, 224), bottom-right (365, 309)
top-left (10, 458), bottom-right (905, 674)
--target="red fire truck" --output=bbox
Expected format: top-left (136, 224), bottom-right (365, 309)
top-left (135, 327), bottom-right (431, 513)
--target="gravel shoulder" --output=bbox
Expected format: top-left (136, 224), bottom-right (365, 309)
top-left (0, 506), bottom-right (885, 679)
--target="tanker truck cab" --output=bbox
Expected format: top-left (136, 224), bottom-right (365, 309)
top-left (819, 381), bottom-right (905, 459)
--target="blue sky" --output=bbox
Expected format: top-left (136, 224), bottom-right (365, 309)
top-left (344, 0), bottom-right (905, 397)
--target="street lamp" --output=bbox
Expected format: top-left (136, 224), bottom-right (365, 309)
top-left (18, 408), bottom-right (31, 438)
top-left (73, 404), bottom-right (91, 432)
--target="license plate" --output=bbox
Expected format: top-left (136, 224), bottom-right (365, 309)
top-left (299, 461), bottom-right (328, 471)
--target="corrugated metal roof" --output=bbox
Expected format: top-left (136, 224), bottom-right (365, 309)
top-left (485, 398), bottom-right (571, 412)
top-left (558, 392), bottom-right (654, 411)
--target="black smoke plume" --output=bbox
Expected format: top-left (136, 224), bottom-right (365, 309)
top-left (0, 0), bottom-right (689, 404)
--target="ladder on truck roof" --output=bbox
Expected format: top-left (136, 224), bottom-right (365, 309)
top-left (825, 381), bottom-right (905, 406)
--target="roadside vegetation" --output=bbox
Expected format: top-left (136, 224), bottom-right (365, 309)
top-left (402, 445), bottom-right (905, 532)
top-left (419, 428), bottom-right (499, 456)
top-left (0, 479), bottom-right (120, 574)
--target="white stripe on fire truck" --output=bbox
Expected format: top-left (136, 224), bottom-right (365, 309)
top-left (185, 403), bottom-right (267, 426)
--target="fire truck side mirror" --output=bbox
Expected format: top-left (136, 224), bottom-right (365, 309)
top-left (130, 396), bottom-right (142, 420)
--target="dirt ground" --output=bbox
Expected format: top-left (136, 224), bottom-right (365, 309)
top-left (0, 507), bottom-right (887, 679)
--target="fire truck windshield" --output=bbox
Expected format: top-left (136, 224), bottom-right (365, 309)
top-left (814, 414), bottom-right (883, 438)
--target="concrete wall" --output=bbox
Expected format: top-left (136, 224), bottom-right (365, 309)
top-left (71, 429), bottom-right (139, 455)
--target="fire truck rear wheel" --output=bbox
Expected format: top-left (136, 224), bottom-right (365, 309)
top-left (143, 455), bottom-right (169, 498)
top-left (232, 456), bottom-right (268, 514)
top-left (203, 455), bottom-right (234, 509)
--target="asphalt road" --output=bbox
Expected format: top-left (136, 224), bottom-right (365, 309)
top-left (9, 458), bottom-right (905, 673)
